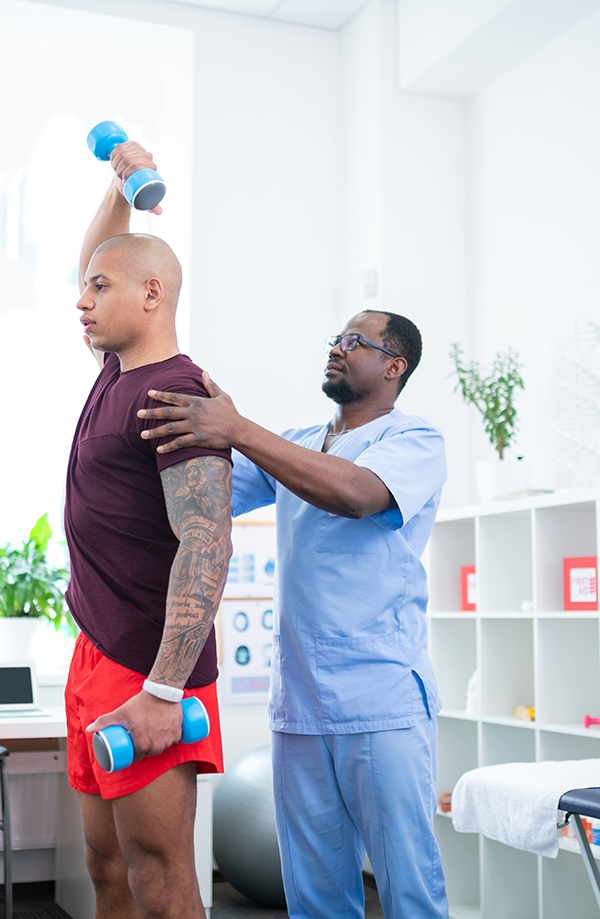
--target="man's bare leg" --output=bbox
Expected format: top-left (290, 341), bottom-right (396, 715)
top-left (78, 792), bottom-right (142, 919)
top-left (113, 762), bottom-right (205, 919)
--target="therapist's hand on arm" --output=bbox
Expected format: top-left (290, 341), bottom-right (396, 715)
top-left (138, 376), bottom-right (393, 520)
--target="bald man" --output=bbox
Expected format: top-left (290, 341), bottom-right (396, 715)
top-left (64, 232), bottom-right (232, 919)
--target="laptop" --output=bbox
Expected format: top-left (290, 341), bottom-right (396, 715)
top-left (0, 662), bottom-right (48, 716)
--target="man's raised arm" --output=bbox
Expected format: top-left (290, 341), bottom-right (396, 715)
top-left (79, 142), bottom-right (159, 292)
top-left (87, 455), bottom-right (232, 757)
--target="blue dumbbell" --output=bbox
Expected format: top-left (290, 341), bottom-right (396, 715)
top-left (87, 120), bottom-right (166, 211)
top-left (92, 696), bottom-right (210, 773)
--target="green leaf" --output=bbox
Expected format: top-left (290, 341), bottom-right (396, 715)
top-left (29, 514), bottom-right (52, 555)
top-left (449, 343), bottom-right (524, 458)
top-left (0, 513), bottom-right (77, 635)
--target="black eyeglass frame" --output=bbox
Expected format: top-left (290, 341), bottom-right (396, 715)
top-left (324, 334), bottom-right (399, 359)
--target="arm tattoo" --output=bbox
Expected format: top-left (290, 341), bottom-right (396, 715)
top-left (151, 456), bottom-right (232, 686)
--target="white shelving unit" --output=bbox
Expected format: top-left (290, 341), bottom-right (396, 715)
top-left (425, 489), bottom-right (600, 919)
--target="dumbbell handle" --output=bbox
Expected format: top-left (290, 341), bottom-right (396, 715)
top-left (87, 120), bottom-right (166, 212)
top-left (93, 696), bottom-right (210, 773)
top-left (584, 715), bottom-right (600, 728)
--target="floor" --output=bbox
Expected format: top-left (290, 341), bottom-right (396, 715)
top-left (211, 873), bottom-right (385, 918)
top-left (0, 882), bottom-right (71, 918)
top-left (1, 875), bottom-right (385, 918)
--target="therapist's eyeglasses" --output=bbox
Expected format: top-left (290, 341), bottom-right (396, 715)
top-left (324, 334), bottom-right (399, 359)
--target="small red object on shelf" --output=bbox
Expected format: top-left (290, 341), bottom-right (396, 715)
top-left (461, 566), bottom-right (477, 611)
top-left (584, 715), bottom-right (600, 728)
top-left (438, 793), bottom-right (452, 813)
top-left (563, 556), bottom-right (598, 611)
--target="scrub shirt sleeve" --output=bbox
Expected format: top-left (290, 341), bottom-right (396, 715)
top-left (354, 422), bottom-right (447, 531)
top-left (231, 448), bottom-right (277, 517)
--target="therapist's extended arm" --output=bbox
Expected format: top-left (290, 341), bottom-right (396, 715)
top-left (138, 376), bottom-right (392, 520)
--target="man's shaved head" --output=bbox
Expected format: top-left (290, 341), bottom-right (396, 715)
top-left (95, 234), bottom-right (182, 309)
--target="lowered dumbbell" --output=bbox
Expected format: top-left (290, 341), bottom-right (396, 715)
top-left (93, 696), bottom-right (210, 773)
top-left (87, 120), bottom-right (166, 211)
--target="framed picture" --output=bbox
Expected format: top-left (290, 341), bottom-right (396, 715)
top-left (563, 556), bottom-right (598, 611)
top-left (461, 566), bottom-right (477, 611)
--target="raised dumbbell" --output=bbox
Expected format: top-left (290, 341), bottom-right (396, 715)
top-left (87, 120), bottom-right (166, 211)
top-left (92, 696), bottom-right (210, 773)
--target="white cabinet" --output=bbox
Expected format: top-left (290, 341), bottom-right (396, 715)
top-left (426, 489), bottom-right (600, 919)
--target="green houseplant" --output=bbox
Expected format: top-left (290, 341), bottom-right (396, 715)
top-left (0, 514), bottom-right (76, 635)
top-left (449, 344), bottom-right (524, 459)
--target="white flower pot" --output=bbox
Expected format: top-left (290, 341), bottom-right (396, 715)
top-left (476, 457), bottom-right (531, 503)
top-left (0, 617), bottom-right (44, 663)
top-left (0, 617), bottom-right (75, 670)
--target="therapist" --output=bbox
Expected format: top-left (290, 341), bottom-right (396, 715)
top-left (141, 312), bottom-right (449, 919)
top-left (83, 146), bottom-right (449, 918)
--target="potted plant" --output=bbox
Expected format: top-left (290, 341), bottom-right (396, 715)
top-left (449, 344), bottom-right (526, 500)
top-left (0, 514), bottom-right (76, 663)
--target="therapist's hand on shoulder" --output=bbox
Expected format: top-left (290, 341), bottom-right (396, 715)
top-left (138, 372), bottom-right (241, 453)
top-left (86, 691), bottom-right (184, 761)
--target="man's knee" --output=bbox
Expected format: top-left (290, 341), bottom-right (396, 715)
top-left (124, 842), bottom-right (196, 918)
top-left (84, 837), bottom-right (129, 893)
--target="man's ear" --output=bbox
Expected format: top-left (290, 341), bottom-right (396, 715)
top-left (385, 356), bottom-right (408, 384)
top-left (144, 277), bottom-right (164, 311)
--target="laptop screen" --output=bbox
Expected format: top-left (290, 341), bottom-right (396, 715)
top-left (0, 664), bottom-right (40, 711)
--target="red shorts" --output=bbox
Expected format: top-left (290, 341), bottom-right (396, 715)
top-left (65, 633), bottom-right (223, 800)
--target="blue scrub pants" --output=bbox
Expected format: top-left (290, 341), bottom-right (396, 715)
top-left (271, 676), bottom-right (448, 919)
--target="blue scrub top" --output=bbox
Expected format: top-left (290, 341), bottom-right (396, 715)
top-left (231, 408), bottom-right (447, 735)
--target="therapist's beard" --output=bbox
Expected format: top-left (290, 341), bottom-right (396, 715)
top-left (322, 377), bottom-right (369, 404)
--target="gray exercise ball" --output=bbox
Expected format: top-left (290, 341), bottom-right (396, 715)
top-left (213, 745), bottom-right (286, 908)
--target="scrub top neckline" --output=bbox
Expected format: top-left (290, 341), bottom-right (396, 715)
top-left (319, 408), bottom-right (399, 452)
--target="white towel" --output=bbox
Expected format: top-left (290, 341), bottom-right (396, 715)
top-left (451, 758), bottom-right (600, 858)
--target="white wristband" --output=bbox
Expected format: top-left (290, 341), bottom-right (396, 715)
top-left (142, 679), bottom-right (184, 703)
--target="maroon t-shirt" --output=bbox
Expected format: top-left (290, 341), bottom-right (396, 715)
top-left (65, 352), bottom-right (232, 687)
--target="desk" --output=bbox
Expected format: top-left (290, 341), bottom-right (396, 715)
top-left (0, 708), bottom-right (68, 742)
top-left (0, 708), bottom-right (67, 885)
top-left (0, 711), bottom-right (213, 918)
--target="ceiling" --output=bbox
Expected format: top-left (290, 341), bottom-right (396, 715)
top-left (162, 0), bottom-right (371, 31)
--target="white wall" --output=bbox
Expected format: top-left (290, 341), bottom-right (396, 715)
top-left (465, 7), bottom-right (600, 490)
top-left (338, 0), bottom-right (472, 507)
top-left (188, 11), bottom-right (340, 431)
top-left (398, 0), bottom-right (513, 87)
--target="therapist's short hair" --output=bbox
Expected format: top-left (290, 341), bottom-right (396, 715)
top-left (365, 311), bottom-right (422, 395)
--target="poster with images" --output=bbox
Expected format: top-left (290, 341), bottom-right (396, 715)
top-left (220, 522), bottom-right (276, 704)
top-left (223, 522), bottom-right (276, 598)
top-left (220, 599), bottom-right (274, 705)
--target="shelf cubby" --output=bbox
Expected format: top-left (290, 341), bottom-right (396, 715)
top-left (428, 518), bottom-right (476, 612)
top-left (481, 722), bottom-right (536, 767)
top-left (534, 502), bottom-right (597, 612)
top-left (429, 617), bottom-right (477, 711)
top-left (477, 511), bottom-right (533, 613)
top-left (482, 838), bottom-right (538, 919)
top-left (538, 728), bottom-right (600, 761)
top-left (536, 617), bottom-right (600, 725)
top-left (480, 618), bottom-right (534, 719)
top-left (542, 847), bottom-right (600, 919)
top-left (435, 814), bottom-right (480, 919)
top-left (437, 716), bottom-right (478, 800)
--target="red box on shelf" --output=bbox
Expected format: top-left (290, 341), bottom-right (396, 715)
top-left (461, 566), bottom-right (477, 611)
top-left (563, 556), bottom-right (598, 611)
